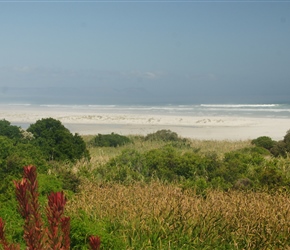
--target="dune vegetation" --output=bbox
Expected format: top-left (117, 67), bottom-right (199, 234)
top-left (1, 118), bottom-right (290, 249)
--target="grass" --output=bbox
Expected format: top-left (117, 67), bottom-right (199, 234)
top-left (67, 180), bottom-right (290, 249)
top-left (83, 135), bottom-right (253, 167)
top-left (65, 136), bottom-right (290, 249)
top-left (2, 127), bottom-right (290, 249)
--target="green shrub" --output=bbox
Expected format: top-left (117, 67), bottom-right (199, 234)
top-left (90, 133), bottom-right (131, 147)
top-left (38, 173), bottom-right (63, 196)
top-left (214, 148), bottom-right (265, 185)
top-left (270, 141), bottom-right (287, 157)
top-left (70, 211), bottom-right (125, 249)
top-left (145, 146), bottom-right (183, 181)
top-left (251, 136), bottom-right (275, 150)
top-left (0, 136), bottom-right (48, 197)
top-left (99, 149), bottom-right (146, 182)
top-left (258, 166), bottom-right (286, 188)
top-left (145, 129), bottom-right (180, 142)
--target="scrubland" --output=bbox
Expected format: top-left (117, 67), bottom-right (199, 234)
top-left (65, 137), bottom-right (290, 249)
top-left (1, 120), bottom-right (290, 249)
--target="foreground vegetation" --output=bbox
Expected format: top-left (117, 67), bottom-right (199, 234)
top-left (68, 181), bottom-right (290, 249)
top-left (1, 119), bottom-right (290, 249)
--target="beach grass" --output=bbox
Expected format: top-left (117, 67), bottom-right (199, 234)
top-left (61, 136), bottom-right (290, 249)
top-left (67, 180), bottom-right (290, 249)
top-left (83, 135), bottom-right (253, 167)
top-left (2, 128), bottom-right (290, 249)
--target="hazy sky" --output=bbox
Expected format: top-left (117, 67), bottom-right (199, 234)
top-left (0, 1), bottom-right (290, 105)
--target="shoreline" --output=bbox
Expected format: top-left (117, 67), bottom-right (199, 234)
top-left (1, 105), bottom-right (289, 141)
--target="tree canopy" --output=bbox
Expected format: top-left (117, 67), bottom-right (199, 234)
top-left (27, 118), bottom-right (89, 161)
top-left (0, 119), bottom-right (23, 140)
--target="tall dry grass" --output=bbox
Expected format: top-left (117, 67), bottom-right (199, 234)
top-left (67, 181), bottom-right (290, 249)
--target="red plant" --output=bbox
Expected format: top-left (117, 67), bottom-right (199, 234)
top-left (46, 191), bottom-right (69, 249)
top-left (88, 235), bottom-right (101, 250)
top-left (14, 166), bottom-right (44, 249)
top-left (0, 165), bottom-right (101, 250)
top-left (60, 217), bottom-right (71, 249)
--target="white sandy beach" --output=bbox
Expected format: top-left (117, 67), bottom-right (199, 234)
top-left (0, 105), bottom-right (289, 141)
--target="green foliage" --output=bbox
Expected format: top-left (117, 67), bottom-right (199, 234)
top-left (251, 136), bottom-right (275, 150)
top-left (145, 129), bottom-right (180, 142)
top-left (97, 141), bottom-right (290, 191)
top-left (38, 173), bottom-right (63, 196)
top-left (270, 140), bottom-right (287, 157)
top-left (0, 199), bottom-right (25, 247)
top-left (27, 118), bottom-right (90, 162)
top-left (7, 143), bottom-right (48, 174)
top-left (251, 130), bottom-right (290, 158)
top-left (0, 136), bottom-right (49, 198)
top-left (70, 211), bottom-right (125, 249)
top-left (258, 166), bottom-right (286, 188)
top-left (0, 119), bottom-right (23, 141)
top-left (214, 148), bottom-right (266, 188)
top-left (0, 136), bottom-right (13, 165)
top-left (2, 127), bottom-right (290, 249)
top-left (90, 133), bottom-right (131, 147)
top-left (48, 163), bottom-right (82, 193)
top-left (101, 145), bottom-right (222, 189)
top-left (145, 146), bottom-right (180, 181)
top-left (98, 149), bottom-right (146, 182)
top-left (283, 129), bottom-right (290, 153)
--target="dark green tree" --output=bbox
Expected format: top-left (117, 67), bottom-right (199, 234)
top-left (27, 118), bottom-right (89, 162)
top-left (0, 119), bottom-right (23, 141)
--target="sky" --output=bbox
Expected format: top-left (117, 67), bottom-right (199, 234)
top-left (0, 0), bottom-right (290, 105)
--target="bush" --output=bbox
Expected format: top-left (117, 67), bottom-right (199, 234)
top-left (214, 148), bottom-right (265, 186)
top-left (70, 211), bottom-right (123, 249)
top-left (145, 129), bottom-right (180, 142)
top-left (270, 141), bottom-right (287, 157)
top-left (27, 118), bottom-right (90, 162)
top-left (90, 133), bottom-right (131, 147)
top-left (252, 130), bottom-right (290, 158)
top-left (251, 136), bottom-right (275, 150)
top-left (258, 166), bottom-right (286, 188)
top-left (99, 149), bottom-right (146, 182)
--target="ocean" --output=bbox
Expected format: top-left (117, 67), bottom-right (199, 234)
top-left (1, 102), bottom-right (290, 140)
top-left (5, 103), bottom-right (289, 118)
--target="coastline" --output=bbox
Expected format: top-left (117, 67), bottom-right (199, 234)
top-left (0, 104), bottom-right (289, 141)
